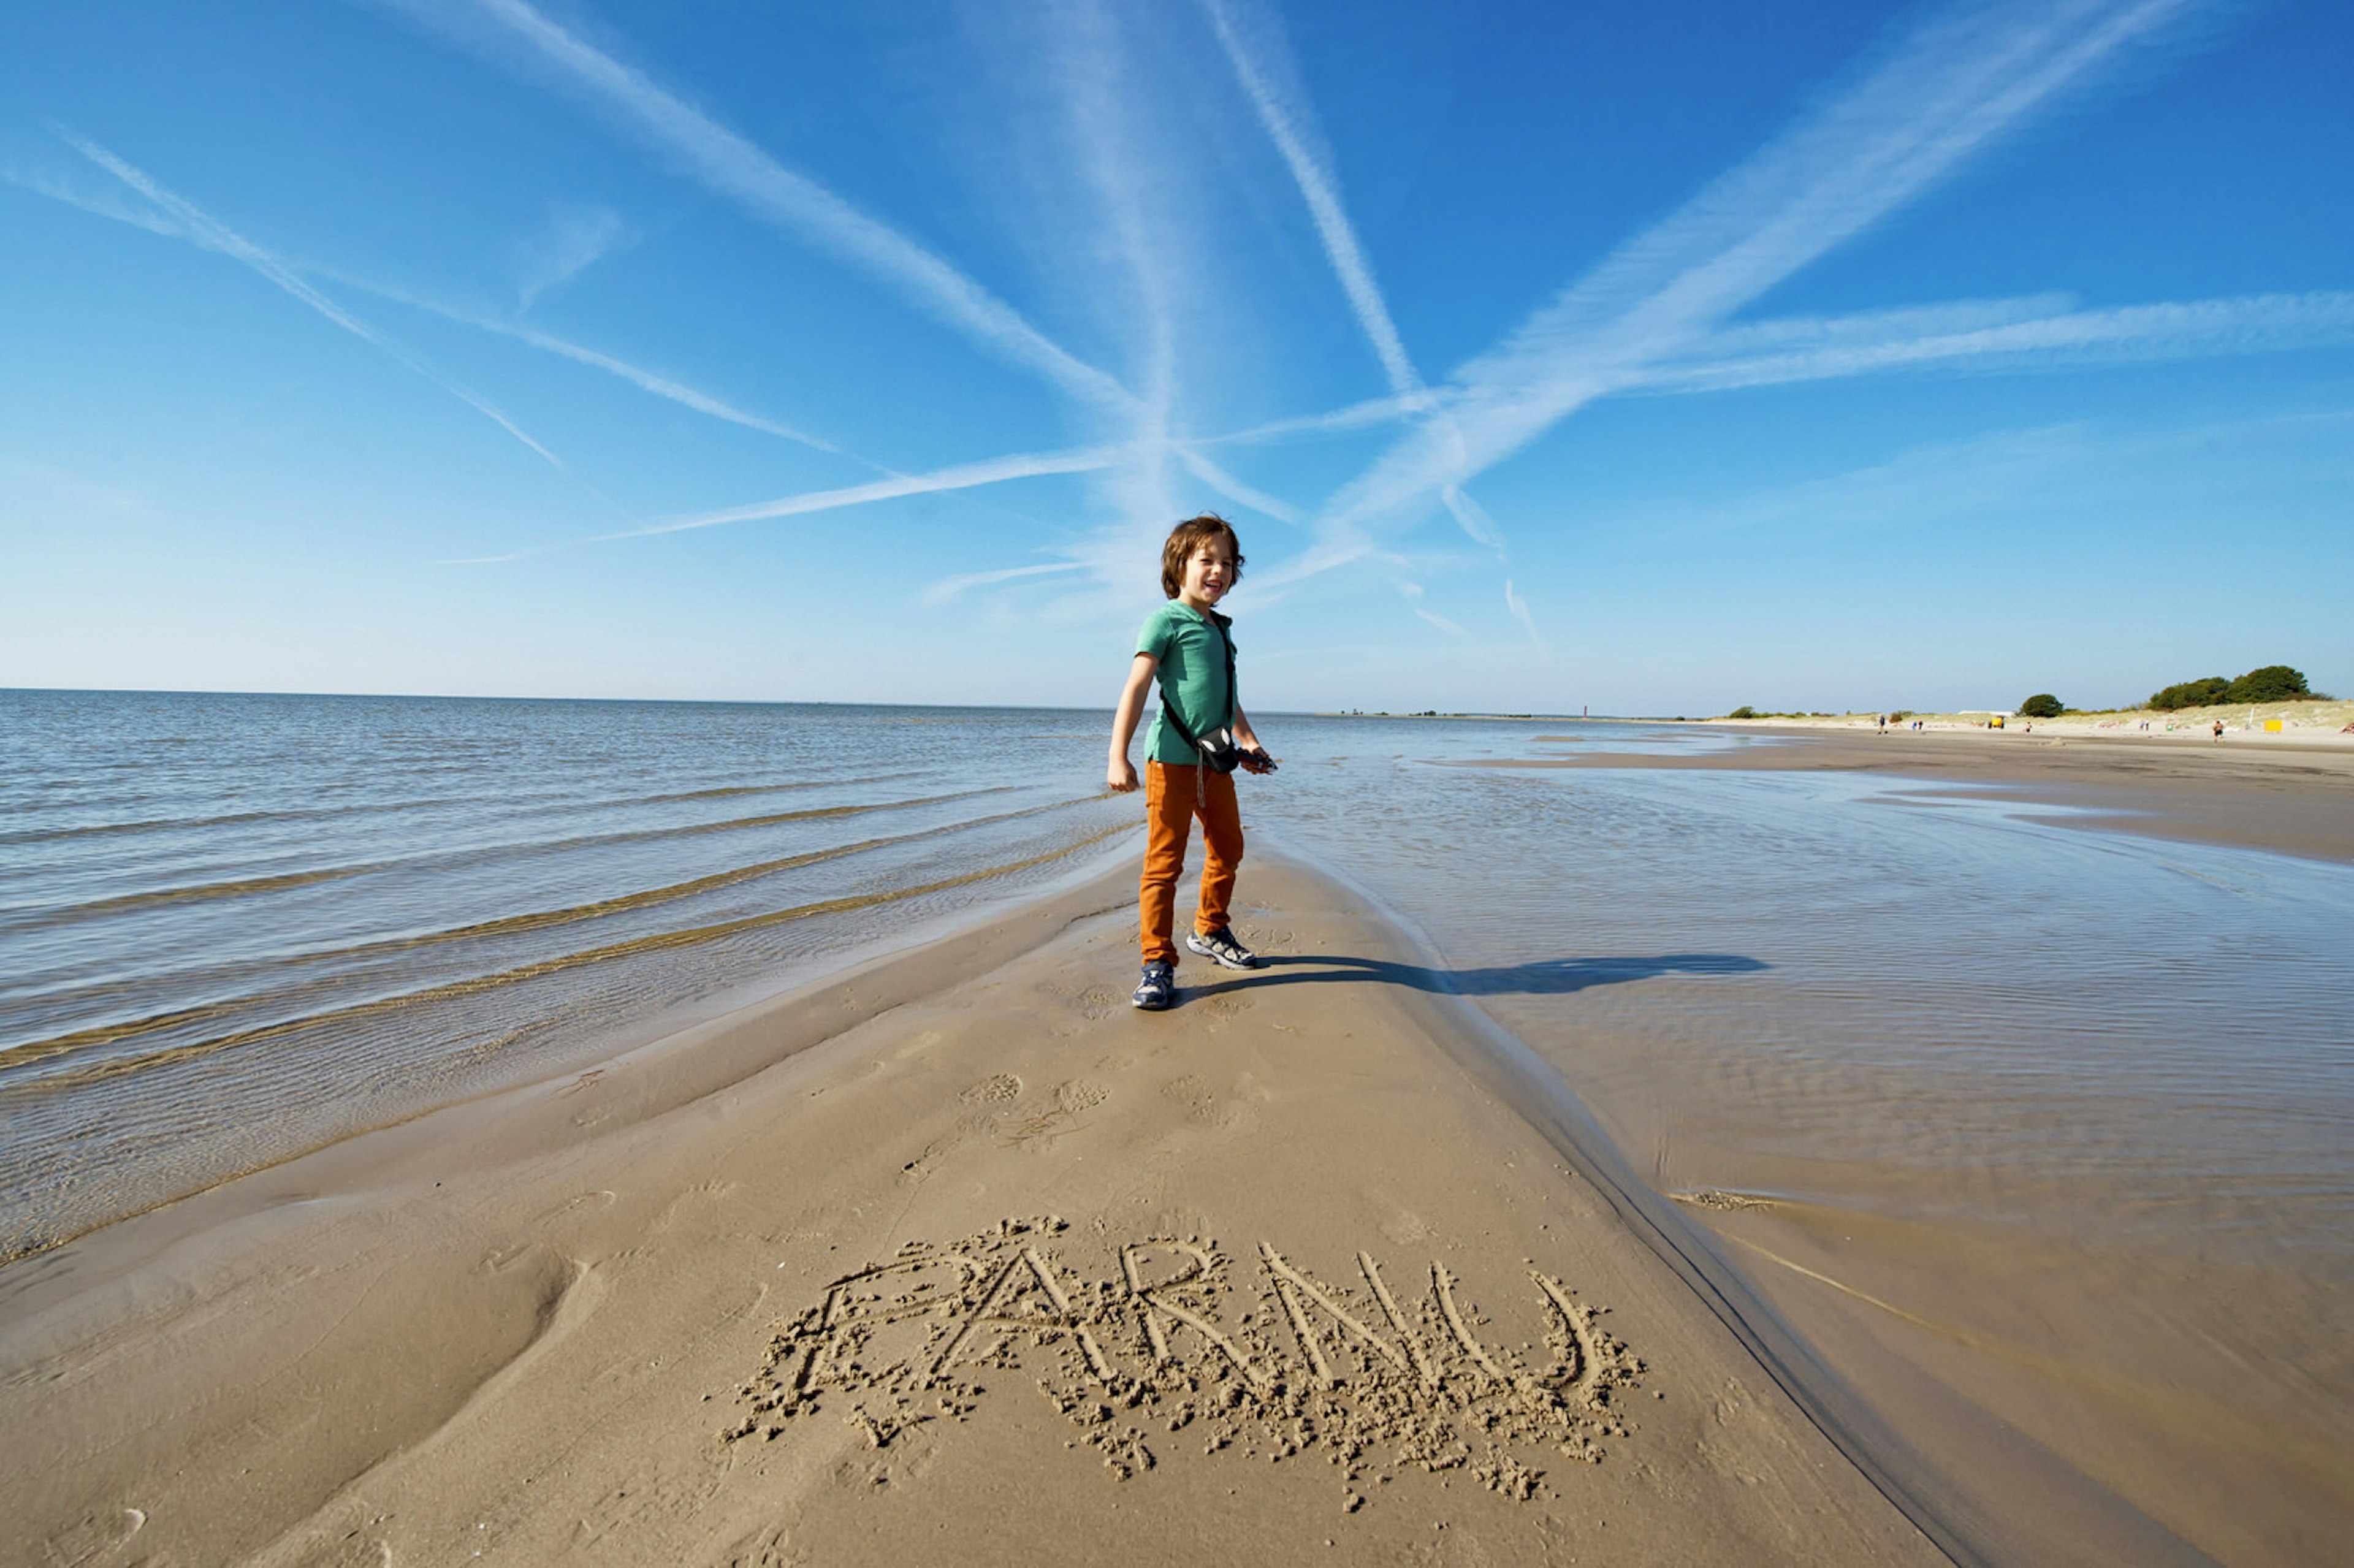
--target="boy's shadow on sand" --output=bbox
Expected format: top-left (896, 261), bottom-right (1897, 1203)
top-left (1186, 952), bottom-right (1766, 1001)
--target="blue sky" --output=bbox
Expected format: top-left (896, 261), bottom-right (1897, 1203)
top-left (4, 0), bottom-right (2348, 715)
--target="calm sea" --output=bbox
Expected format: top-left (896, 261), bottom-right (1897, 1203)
top-left (6, 689), bottom-right (2349, 1553)
top-left (0, 691), bottom-right (1137, 1259)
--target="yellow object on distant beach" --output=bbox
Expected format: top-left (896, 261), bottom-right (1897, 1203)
top-left (2264, 718), bottom-right (2284, 732)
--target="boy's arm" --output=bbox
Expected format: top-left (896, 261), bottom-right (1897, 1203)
top-left (1107, 652), bottom-right (1157, 792)
top-left (1233, 705), bottom-right (1276, 772)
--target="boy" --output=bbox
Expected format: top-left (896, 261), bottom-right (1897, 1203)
top-left (1107, 514), bottom-right (1274, 1011)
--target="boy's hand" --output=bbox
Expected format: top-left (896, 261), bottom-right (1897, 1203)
top-left (1108, 756), bottom-right (1140, 792)
top-left (1238, 748), bottom-right (1278, 775)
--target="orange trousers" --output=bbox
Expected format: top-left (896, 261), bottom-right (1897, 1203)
top-left (1140, 761), bottom-right (1244, 965)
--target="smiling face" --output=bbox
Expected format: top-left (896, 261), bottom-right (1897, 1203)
top-left (1177, 538), bottom-right (1236, 611)
top-left (1159, 516), bottom-right (1244, 604)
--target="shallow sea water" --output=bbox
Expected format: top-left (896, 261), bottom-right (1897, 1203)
top-left (5, 693), bottom-right (2348, 1559)
top-left (0, 691), bottom-right (1136, 1258)
top-left (1250, 719), bottom-right (2354, 1562)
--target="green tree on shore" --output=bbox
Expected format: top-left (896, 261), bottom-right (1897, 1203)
top-left (2223, 665), bottom-right (2312, 702)
top-left (2019, 693), bottom-right (2065, 718)
top-left (2147, 665), bottom-right (2317, 710)
top-left (2147, 676), bottom-right (2230, 710)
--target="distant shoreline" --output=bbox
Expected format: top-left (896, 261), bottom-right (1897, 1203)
top-left (1448, 721), bottom-right (2354, 862)
top-left (1314, 710), bottom-right (1666, 722)
top-left (1696, 696), bottom-right (2354, 749)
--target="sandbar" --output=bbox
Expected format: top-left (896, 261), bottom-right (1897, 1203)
top-left (1462, 723), bottom-right (2354, 863)
top-left (1, 858), bottom-right (1951, 1567)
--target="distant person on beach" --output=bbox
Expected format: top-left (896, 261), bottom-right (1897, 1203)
top-left (2214, 720), bottom-right (2225, 741)
top-left (1107, 515), bottom-right (1276, 1011)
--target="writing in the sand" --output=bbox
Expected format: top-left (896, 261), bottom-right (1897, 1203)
top-left (725, 1219), bottom-right (1644, 1503)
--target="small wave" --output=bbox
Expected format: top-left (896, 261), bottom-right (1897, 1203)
top-left (631, 771), bottom-right (921, 807)
top-left (0, 819), bottom-right (1132, 1095)
top-left (0, 769), bottom-right (931, 850)
top-left (0, 785), bottom-right (1017, 933)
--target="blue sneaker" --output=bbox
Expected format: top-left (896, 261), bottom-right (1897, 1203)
top-left (1132, 960), bottom-right (1175, 1010)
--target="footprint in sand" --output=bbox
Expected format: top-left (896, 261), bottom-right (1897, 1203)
top-left (1195, 992), bottom-right (1251, 1023)
top-left (959, 1073), bottom-right (1022, 1107)
top-left (1160, 1073), bottom-right (1244, 1128)
top-left (1004, 1082), bottom-right (1108, 1149)
top-left (1056, 1079), bottom-right (1109, 1113)
top-left (42, 1508), bottom-right (144, 1567)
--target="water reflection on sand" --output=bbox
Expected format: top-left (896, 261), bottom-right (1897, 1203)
top-left (1255, 720), bottom-right (2354, 1561)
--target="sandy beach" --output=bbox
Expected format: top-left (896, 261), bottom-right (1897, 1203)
top-left (1, 856), bottom-right (1948, 1568)
top-left (1500, 720), bottom-right (2354, 864)
top-left (6, 721), bottom-right (2348, 1567)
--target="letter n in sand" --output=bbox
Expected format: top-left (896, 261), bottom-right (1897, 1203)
top-left (1259, 1244), bottom-right (1421, 1387)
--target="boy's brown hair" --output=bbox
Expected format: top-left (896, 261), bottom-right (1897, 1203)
top-left (1160, 514), bottom-right (1244, 599)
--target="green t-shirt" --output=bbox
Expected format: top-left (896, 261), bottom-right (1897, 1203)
top-left (1137, 600), bottom-right (1234, 766)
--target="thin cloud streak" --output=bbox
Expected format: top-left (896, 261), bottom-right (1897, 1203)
top-left (439, 444), bottom-right (1124, 565)
top-left (920, 561), bottom-right (1090, 606)
top-left (1642, 290), bottom-right (2354, 394)
top-left (1440, 485), bottom-right (1506, 552)
top-left (326, 268), bottom-right (859, 458)
top-left (1202, 393), bottom-right (1428, 446)
top-left (2, 164), bottom-right (186, 239)
top-left (1309, 0), bottom-right (2205, 558)
top-left (1176, 447), bottom-right (1301, 523)
top-left (1054, 0), bottom-right (1183, 555)
top-left (612, 445), bottom-right (1124, 539)
top-left (59, 130), bottom-right (571, 472)
top-left (1504, 578), bottom-right (1543, 649)
top-left (1204, 287), bottom-right (2354, 449)
top-left (415, 0), bottom-right (1138, 414)
top-left (14, 169), bottom-right (862, 466)
top-left (1201, 0), bottom-right (1425, 402)
top-left (514, 202), bottom-right (632, 308)
top-left (1414, 606), bottom-right (1470, 638)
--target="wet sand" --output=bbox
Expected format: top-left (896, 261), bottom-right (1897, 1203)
top-left (1476, 725), bottom-right (2354, 863)
top-left (1433, 723), bottom-right (2354, 1564)
top-left (0, 858), bottom-right (1946, 1568)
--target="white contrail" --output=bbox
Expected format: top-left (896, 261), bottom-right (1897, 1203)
top-left (611, 445), bottom-right (1124, 538)
top-left (920, 560), bottom-right (1091, 606)
top-left (514, 203), bottom-right (630, 308)
top-left (1640, 291), bottom-right (2354, 394)
top-left (324, 269), bottom-right (858, 457)
top-left (1414, 607), bottom-right (1469, 638)
top-left (1205, 287), bottom-right (2354, 452)
top-left (61, 131), bottom-right (571, 471)
top-left (1310, 0), bottom-right (2204, 554)
top-left (438, 444), bottom-right (1122, 564)
top-left (1504, 578), bottom-right (1542, 648)
top-left (1053, 0), bottom-right (1184, 576)
top-left (1200, 0), bottom-right (1424, 403)
top-left (1177, 447), bottom-right (1301, 523)
top-left (1439, 485), bottom-right (1506, 552)
top-left (406, 0), bottom-right (1137, 414)
top-left (1200, 393), bottom-right (1430, 446)
top-left (2, 164), bottom-right (185, 238)
top-left (15, 169), bottom-right (865, 465)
